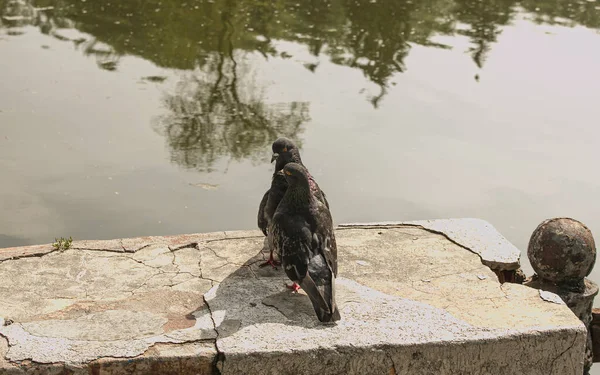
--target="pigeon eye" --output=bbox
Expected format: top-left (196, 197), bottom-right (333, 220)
top-left (285, 170), bottom-right (292, 176)
top-left (283, 147), bottom-right (287, 152)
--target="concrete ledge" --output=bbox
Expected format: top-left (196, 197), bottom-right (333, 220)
top-left (339, 218), bottom-right (521, 270)
top-left (0, 219), bottom-right (586, 374)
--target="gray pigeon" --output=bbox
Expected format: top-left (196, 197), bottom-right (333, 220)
top-left (271, 162), bottom-right (341, 322)
top-left (257, 137), bottom-right (328, 268)
top-left (257, 170), bottom-right (287, 268)
top-left (271, 137), bottom-right (329, 208)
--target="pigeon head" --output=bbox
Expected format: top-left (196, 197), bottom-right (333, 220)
top-left (271, 137), bottom-right (300, 170)
top-left (282, 162), bottom-right (309, 188)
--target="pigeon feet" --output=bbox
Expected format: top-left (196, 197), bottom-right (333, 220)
top-left (258, 254), bottom-right (281, 269)
top-left (286, 282), bottom-right (301, 293)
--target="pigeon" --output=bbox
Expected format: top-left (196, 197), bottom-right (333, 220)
top-left (257, 137), bottom-right (328, 269)
top-left (271, 162), bottom-right (341, 322)
top-left (271, 137), bottom-right (329, 209)
top-left (257, 170), bottom-right (287, 268)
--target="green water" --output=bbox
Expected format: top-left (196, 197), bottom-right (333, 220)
top-left (1, 0), bottom-right (600, 307)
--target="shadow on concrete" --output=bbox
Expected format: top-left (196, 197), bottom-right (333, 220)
top-left (200, 242), bottom-right (340, 341)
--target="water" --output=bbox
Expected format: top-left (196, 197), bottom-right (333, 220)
top-left (1, 0), bottom-right (600, 304)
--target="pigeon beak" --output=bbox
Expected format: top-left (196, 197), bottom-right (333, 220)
top-left (271, 153), bottom-right (279, 163)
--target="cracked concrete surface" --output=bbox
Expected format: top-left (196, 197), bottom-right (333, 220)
top-left (339, 218), bottom-right (521, 270)
top-left (0, 219), bottom-right (586, 374)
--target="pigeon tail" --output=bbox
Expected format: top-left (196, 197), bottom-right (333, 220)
top-left (322, 273), bottom-right (340, 322)
top-left (299, 274), bottom-right (340, 322)
top-left (329, 305), bottom-right (341, 322)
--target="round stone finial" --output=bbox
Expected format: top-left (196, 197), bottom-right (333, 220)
top-left (528, 217), bottom-right (596, 284)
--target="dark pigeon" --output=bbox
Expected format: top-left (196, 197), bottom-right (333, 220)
top-left (271, 162), bottom-right (341, 323)
top-left (257, 170), bottom-right (287, 267)
top-left (257, 137), bottom-right (328, 268)
top-left (258, 171), bottom-right (287, 237)
top-left (271, 137), bottom-right (329, 208)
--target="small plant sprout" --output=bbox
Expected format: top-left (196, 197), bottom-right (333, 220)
top-left (52, 236), bottom-right (73, 251)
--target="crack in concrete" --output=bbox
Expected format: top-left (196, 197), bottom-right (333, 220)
top-left (127, 267), bottom-right (221, 295)
top-left (208, 262), bottom-right (233, 271)
top-left (410, 266), bottom-right (486, 283)
top-left (0, 241), bottom-right (163, 266)
top-left (3, 244), bottom-right (220, 300)
top-left (338, 223), bottom-right (518, 280)
top-left (91, 253), bottom-right (166, 272)
top-left (1, 329), bottom-right (58, 370)
top-left (549, 331), bottom-right (580, 373)
top-left (261, 300), bottom-right (288, 319)
top-left (119, 240), bottom-right (152, 253)
top-left (202, 294), bottom-right (224, 375)
top-left (245, 264), bottom-right (259, 280)
top-left (499, 284), bottom-right (509, 299)
top-left (203, 245), bottom-right (231, 262)
top-left (129, 271), bottom-right (165, 295)
top-left (0, 229), bottom-right (587, 373)
top-left (0, 333), bottom-right (19, 371)
top-left (342, 223), bottom-right (486, 260)
top-left (200, 245), bottom-right (263, 281)
top-left (3, 357), bottom-right (71, 371)
top-left (190, 244), bottom-right (224, 373)
top-left (169, 243), bottom-right (200, 252)
top-left (71, 244), bottom-right (151, 254)
top-left (385, 351), bottom-right (397, 375)
top-left (205, 235), bottom-right (262, 244)
top-left (197, 248), bottom-right (222, 285)
top-left (0, 248), bottom-right (61, 264)
top-left (70, 247), bottom-right (125, 253)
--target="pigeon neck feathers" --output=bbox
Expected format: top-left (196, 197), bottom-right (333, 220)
top-left (280, 176), bottom-right (314, 212)
top-left (275, 148), bottom-right (303, 172)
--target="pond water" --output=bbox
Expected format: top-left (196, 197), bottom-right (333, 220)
top-left (1, 0), bottom-right (600, 300)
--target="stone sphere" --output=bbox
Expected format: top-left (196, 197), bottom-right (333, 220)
top-left (528, 217), bottom-right (596, 284)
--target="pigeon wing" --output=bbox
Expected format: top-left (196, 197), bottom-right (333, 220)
top-left (257, 190), bottom-right (269, 236)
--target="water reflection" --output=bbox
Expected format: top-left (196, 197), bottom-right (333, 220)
top-left (3, 0), bottom-right (599, 78)
top-left (1, 0), bottom-right (599, 170)
top-left (521, 0), bottom-right (600, 29)
top-left (454, 0), bottom-right (516, 69)
top-left (154, 55), bottom-right (309, 171)
top-left (0, 0), bottom-right (121, 70)
top-left (152, 7), bottom-right (309, 171)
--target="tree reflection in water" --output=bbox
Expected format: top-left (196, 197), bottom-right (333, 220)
top-left (2, 0), bottom-right (599, 170)
top-left (154, 10), bottom-right (309, 172)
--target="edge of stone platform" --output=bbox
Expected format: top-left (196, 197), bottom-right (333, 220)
top-left (0, 218), bottom-right (520, 272)
top-left (339, 218), bottom-right (521, 271)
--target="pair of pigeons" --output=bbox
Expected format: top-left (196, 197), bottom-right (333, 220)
top-left (257, 138), bottom-right (341, 323)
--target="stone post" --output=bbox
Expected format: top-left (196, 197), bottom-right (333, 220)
top-left (524, 217), bottom-right (598, 374)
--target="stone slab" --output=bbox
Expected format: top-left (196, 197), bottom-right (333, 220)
top-left (339, 218), bottom-right (522, 270)
top-left (0, 220), bottom-right (586, 374)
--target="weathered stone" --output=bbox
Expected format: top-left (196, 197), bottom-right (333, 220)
top-left (0, 245), bottom-right (215, 366)
top-left (0, 341), bottom-right (216, 375)
top-left (528, 217), bottom-right (596, 285)
top-left (340, 218), bottom-right (521, 271)
top-left (525, 277), bottom-right (598, 373)
top-left (71, 239), bottom-right (126, 252)
top-left (0, 220), bottom-right (587, 374)
top-left (495, 267), bottom-right (527, 284)
top-left (88, 342), bottom-right (216, 375)
top-left (525, 217), bottom-right (598, 374)
top-left (0, 243), bottom-right (54, 262)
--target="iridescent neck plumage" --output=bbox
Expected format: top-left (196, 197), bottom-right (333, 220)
top-left (282, 177), bottom-right (313, 211)
top-left (275, 149), bottom-right (303, 172)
